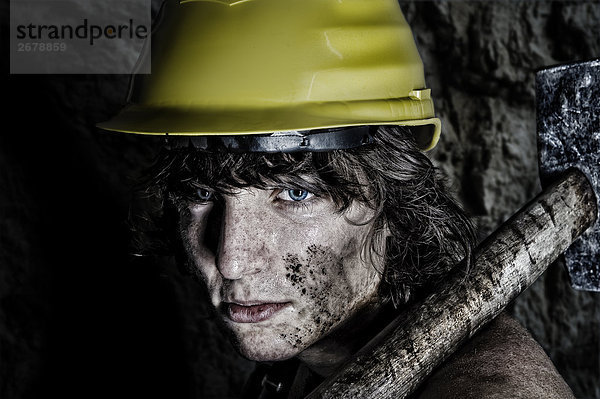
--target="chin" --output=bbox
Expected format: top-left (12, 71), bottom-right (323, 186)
top-left (229, 330), bottom-right (304, 362)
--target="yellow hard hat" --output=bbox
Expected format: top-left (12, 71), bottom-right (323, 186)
top-left (99, 0), bottom-right (441, 151)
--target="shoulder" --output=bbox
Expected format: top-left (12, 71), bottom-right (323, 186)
top-left (415, 312), bottom-right (574, 399)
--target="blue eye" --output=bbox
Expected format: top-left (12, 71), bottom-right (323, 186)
top-left (196, 188), bottom-right (213, 201)
top-left (274, 188), bottom-right (317, 212)
top-left (288, 189), bottom-right (308, 201)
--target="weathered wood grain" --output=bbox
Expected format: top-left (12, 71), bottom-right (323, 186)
top-left (307, 169), bottom-right (598, 399)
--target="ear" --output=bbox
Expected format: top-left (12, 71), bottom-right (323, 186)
top-left (343, 200), bottom-right (380, 226)
top-left (362, 218), bottom-right (391, 274)
top-left (382, 219), bottom-right (392, 240)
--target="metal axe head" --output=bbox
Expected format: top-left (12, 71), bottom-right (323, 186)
top-left (537, 58), bottom-right (600, 291)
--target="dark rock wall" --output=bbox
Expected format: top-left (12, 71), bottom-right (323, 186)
top-left (1, 1), bottom-right (598, 398)
top-left (403, 2), bottom-right (600, 397)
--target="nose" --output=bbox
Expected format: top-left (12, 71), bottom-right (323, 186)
top-left (215, 200), bottom-right (263, 280)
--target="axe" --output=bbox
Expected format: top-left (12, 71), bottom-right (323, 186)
top-left (306, 59), bottom-right (600, 398)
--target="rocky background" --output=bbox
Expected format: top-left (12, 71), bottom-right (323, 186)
top-left (2, 1), bottom-right (599, 398)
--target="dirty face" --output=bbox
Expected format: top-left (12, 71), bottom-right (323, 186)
top-left (179, 186), bottom-right (383, 362)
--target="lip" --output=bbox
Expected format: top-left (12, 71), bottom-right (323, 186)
top-left (225, 302), bottom-right (290, 323)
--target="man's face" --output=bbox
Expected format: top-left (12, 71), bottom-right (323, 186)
top-left (179, 186), bottom-right (383, 361)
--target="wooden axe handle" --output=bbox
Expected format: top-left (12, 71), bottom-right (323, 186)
top-left (307, 169), bottom-right (597, 399)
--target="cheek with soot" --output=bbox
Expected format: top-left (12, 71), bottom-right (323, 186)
top-left (281, 242), bottom-right (360, 350)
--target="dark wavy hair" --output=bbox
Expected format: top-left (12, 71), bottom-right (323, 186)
top-left (131, 126), bottom-right (476, 306)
